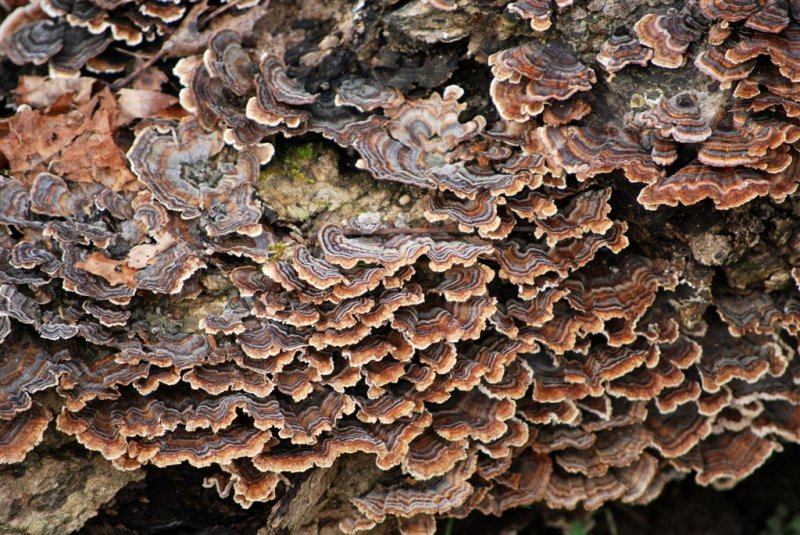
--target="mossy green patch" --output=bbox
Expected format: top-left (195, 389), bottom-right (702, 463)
top-left (268, 241), bottom-right (290, 259)
top-left (255, 141), bottom-right (426, 228)
top-left (259, 142), bottom-right (324, 187)
top-left (291, 142), bottom-right (317, 162)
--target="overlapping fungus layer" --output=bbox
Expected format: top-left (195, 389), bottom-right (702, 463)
top-left (629, 0), bottom-right (800, 209)
top-left (1, 1), bottom-right (800, 534)
top-left (0, 0), bottom-right (264, 77)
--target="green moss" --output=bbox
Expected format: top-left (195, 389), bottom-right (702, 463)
top-left (268, 242), bottom-right (290, 259)
top-left (568, 520), bottom-right (591, 535)
top-left (291, 142), bottom-right (317, 162)
top-left (586, 14), bottom-right (603, 27)
top-left (767, 504), bottom-right (800, 535)
top-left (254, 141), bottom-right (425, 227)
top-left (259, 142), bottom-right (323, 185)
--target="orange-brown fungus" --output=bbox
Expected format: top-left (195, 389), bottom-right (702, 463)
top-left (1, 1), bottom-right (800, 532)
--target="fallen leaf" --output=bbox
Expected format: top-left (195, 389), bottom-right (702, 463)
top-left (14, 76), bottom-right (95, 109)
top-left (117, 88), bottom-right (186, 125)
top-left (0, 86), bottom-right (138, 191)
top-left (75, 251), bottom-right (139, 287)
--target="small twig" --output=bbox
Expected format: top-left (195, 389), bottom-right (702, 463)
top-left (603, 508), bottom-right (619, 535)
top-left (111, 46), bottom-right (166, 90)
top-left (110, 47), bottom-right (153, 59)
top-left (199, 0), bottom-right (245, 26)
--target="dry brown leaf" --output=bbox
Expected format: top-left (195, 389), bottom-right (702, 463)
top-left (74, 252), bottom-right (138, 287)
top-left (15, 76), bottom-right (95, 109)
top-left (0, 86), bottom-right (138, 191)
top-left (117, 89), bottom-right (186, 125)
top-left (131, 65), bottom-right (170, 91)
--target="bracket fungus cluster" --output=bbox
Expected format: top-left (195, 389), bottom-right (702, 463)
top-left (0, 0), bottom-right (265, 78)
top-left (2, 0), bottom-right (800, 533)
top-left (624, 0), bottom-right (800, 210)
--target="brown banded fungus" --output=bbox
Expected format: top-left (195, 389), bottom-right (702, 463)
top-left (0, 0), bottom-right (264, 76)
top-left (489, 42), bottom-right (596, 123)
top-left (1, 3), bottom-right (800, 533)
top-left (597, 26), bottom-right (654, 74)
top-left (634, 10), bottom-right (705, 68)
top-left (505, 0), bottom-right (574, 32)
top-left (628, 3), bottom-right (800, 210)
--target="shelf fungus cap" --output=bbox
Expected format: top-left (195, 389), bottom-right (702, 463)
top-left (335, 77), bottom-right (405, 112)
top-left (489, 43), bottom-right (596, 122)
top-left (127, 117), bottom-right (263, 236)
top-left (725, 28), bottom-right (800, 82)
top-left (695, 46), bottom-right (756, 88)
top-left (506, 0), bottom-right (555, 32)
top-left (597, 26), bottom-right (654, 74)
top-left (245, 54), bottom-right (315, 131)
top-left (0, 403), bottom-right (52, 463)
top-left (203, 30), bottom-right (256, 97)
top-left (1, 18), bottom-right (65, 66)
top-left (634, 11), bottom-right (704, 69)
top-left (698, 0), bottom-right (760, 22)
top-left (539, 125), bottom-right (663, 184)
top-left (634, 91), bottom-right (717, 143)
top-left (637, 161), bottom-right (775, 210)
